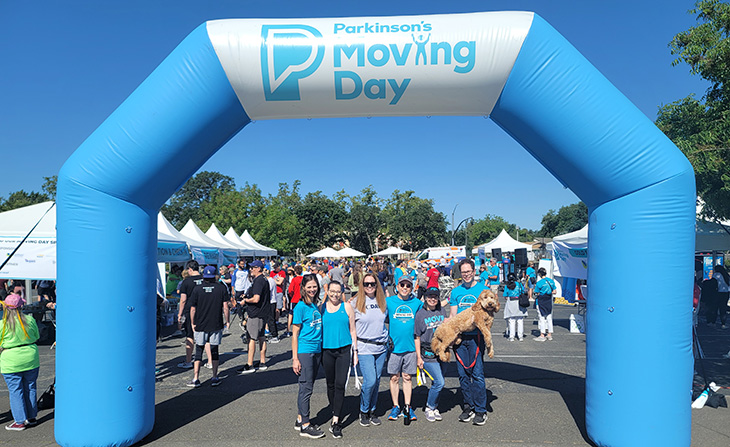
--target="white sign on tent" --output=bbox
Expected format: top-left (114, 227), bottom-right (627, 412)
top-left (551, 225), bottom-right (588, 280)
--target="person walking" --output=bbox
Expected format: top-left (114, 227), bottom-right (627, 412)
top-left (385, 275), bottom-right (422, 424)
top-left (449, 258), bottom-right (489, 425)
top-left (533, 268), bottom-right (557, 341)
top-left (177, 260), bottom-right (204, 369)
top-left (292, 274), bottom-right (325, 438)
top-left (238, 260), bottom-right (271, 374)
top-left (351, 272), bottom-right (388, 427)
top-left (414, 287), bottom-right (449, 422)
top-left (187, 266), bottom-right (230, 387)
top-left (321, 281), bottom-right (357, 438)
top-left (1, 294), bottom-right (40, 430)
top-left (503, 273), bottom-right (528, 341)
top-left (711, 265), bottom-right (730, 328)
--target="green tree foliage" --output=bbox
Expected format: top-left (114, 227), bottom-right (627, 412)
top-left (0, 190), bottom-right (49, 212)
top-left (656, 0), bottom-right (730, 220)
top-left (295, 191), bottom-right (348, 254)
top-left (198, 183), bottom-right (266, 234)
top-left (537, 202), bottom-right (588, 238)
top-left (42, 176), bottom-right (57, 200)
top-left (382, 190), bottom-right (447, 251)
top-left (347, 186), bottom-right (384, 254)
top-left (162, 171), bottom-right (235, 229)
top-left (256, 182), bottom-right (302, 255)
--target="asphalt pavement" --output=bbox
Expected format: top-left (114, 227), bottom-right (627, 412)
top-left (2, 297), bottom-right (729, 446)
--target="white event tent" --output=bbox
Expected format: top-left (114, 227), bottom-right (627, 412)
top-left (472, 229), bottom-right (533, 255)
top-left (552, 225), bottom-right (588, 280)
top-left (338, 247), bottom-right (366, 257)
top-left (307, 247), bottom-right (340, 258)
top-left (180, 219), bottom-right (238, 265)
top-left (0, 202), bottom-right (192, 280)
top-left (240, 230), bottom-right (277, 257)
top-left (207, 223), bottom-right (255, 258)
top-left (223, 227), bottom-right (260, 256)
top-left (373, 246), bottom-right (410, 256)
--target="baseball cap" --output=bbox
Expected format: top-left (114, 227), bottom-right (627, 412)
top-left (250, 260), bottom-right (264, 269)
top-left (3, 294), bottom-right (25, 308)
top-left (398, 275), bottom-right (414, 285)
top-left (203, 266), bottom-right (217, 278)
top-left (425, 287), bottom-right (440, 297)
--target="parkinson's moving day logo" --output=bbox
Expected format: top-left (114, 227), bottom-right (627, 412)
top-left (261, 20), bottom-right (476, 104)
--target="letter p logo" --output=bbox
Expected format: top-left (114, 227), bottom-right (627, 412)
top-left (261, 25), bottom-right (324, 101)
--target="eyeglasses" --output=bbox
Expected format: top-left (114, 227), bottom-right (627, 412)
top-left (363, 282), bottom-right (377, 287)
top-left (398, 283), bottom-right (413, 288)
top-left (461, 269), bottom-right (474, 275)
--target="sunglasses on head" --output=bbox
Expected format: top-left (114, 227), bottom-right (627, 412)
top-left (363, 282), bottom-right (377, 287)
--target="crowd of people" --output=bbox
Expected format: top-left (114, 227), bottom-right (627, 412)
top-left (167, 254), bottom-right (558, 439)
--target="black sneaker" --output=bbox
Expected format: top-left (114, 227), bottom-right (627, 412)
top-left (294, 419), bottom-right (302, 431)
top-left (359, 412), bottom-right (371, 427)
top-left (473, 412), bottom-right (488, 426)
top-left (369, 411), bottom-right (382, 426)
top-left (403, 405), bottom-right (412, 426)
top-left (458, 407), bottom-right (475, 422)
top-left (300, 424), bottom-right (325, 439)
top-left (329, 423), bottom-right (343, 439)
top-left (237, 364), bottom-right (255, 375)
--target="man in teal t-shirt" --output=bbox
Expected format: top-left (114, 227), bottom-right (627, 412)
top-left (385, 275), bottom-right (423, 424)
top-left (488, 258), bottom-right (501, 296)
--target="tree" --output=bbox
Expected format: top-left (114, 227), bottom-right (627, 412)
top-left (347, 186), bottom-right (384, 254)
top-left (162, 171), bottom-right (235, 229)
top-left (656, 0), bottom-right (730, 221)
top-left (382, 190), bottom-right (447, 251)
top-left (198, 182), bottom-right (266, 234)
top-left (0, 190), bottom-right (49, 212)
top-left (42, 175), bottom-right (57, 200)
top-left (295, 191), bottom-right (348, 253)
top-left (537, 202), bottom-right (588, 238)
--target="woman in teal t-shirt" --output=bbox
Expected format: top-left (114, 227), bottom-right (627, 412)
top-left (321, 281), bottom-right (357, 438)
top-left (292, 274), bottom-right (324, 438)
top-left (1, 294), bottom-right (40, 431)
top-left (533, 268), bottom-right (557, 342)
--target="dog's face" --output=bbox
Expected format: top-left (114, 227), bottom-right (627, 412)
top-left (475, 289), bottom-right (500, 313)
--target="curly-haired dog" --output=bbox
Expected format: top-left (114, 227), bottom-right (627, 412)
top-left (431, 289), bottom-right (500, 362)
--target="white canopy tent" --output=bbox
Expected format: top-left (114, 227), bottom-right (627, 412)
top-left (472, 229), bottom-right (533, 255)
top-left (552, 225), bottom-right (588, 280)
top-left (307, 247), bottom-right (340, 258)
top-left (206, 223), bottom-right (255, 257)
top-left (240, 230), bottom-right (277, 257)
top-left (338, 247), bottom-right (366, 257)
top-left (223, 227), bottom-right (260, 256)
top-left (180, 219), bottom-right (238, 265)
top-left (0, 203), bottom-right (191, 279)
top-left (373, 246), bottom-right (409, 256)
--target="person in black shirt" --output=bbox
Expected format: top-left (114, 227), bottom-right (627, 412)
top-left (187, 266), bottom-right (230, 387)
top-left (177, 260), bottom-right (205, 369)
top-left (237, 260), bottom-right (271, 374)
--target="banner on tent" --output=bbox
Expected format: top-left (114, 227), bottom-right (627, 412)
top-left (552, 241), bottom-right (588, 280)
top-left (191, 247), bottom-right (220, 265)
top-left (157, 241), bottom-right (190, 263)
top-left (0, 237), bottom-right (56, 279)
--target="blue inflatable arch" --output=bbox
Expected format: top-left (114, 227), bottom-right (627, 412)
top-left (56, 12), bottom-right (695, 447)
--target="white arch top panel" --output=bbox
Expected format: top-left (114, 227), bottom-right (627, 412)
top-left (207, 12), bottom-right (533, 120)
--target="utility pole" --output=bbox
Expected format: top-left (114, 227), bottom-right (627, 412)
top-left (451, 204), bottom-right (458, 246)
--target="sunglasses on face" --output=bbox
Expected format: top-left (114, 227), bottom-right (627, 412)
top-left (363, 282), bottom-right (377, 287)
top-left (398, 283), bottom-right (413, 288)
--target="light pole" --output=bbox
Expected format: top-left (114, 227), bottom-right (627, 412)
top-left (451, 204), bottom-right (458, 245)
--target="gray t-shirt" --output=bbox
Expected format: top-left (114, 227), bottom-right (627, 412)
top-left (352, 296), bottom-right (388, 355)
top-left (329, 267), bottom-right (344, 284)
top-left (414, 307), bottom-right (449, 362)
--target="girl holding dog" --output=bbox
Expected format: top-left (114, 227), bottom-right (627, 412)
top-left (351, 272), bottom-right (388, 427)
top-left (414, 286), bottom-right (449, 422)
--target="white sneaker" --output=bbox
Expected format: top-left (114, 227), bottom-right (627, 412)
top-left (204, 362), bottom-right (213, 369)
top-left (534, 335), bottom-right (546, 342)
top-left (433, 409), bottom-right (442, 421)
top-left (177, 361), bottom-right (193, 369)
top-left (546, 334), bottom-right (553, 341)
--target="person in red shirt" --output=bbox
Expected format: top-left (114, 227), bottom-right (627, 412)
top-left (426, 261), bottom-right (441, 289)
top-left (286, 265), bottom-right (304, 337)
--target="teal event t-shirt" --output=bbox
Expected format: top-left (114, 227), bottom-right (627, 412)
top-left (293, 302), bottom-right (322, 353)
top-left (386, 295), bottom-right (422, 354)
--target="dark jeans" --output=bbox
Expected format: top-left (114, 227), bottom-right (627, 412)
top-left (706, 292), bottom-right (729, 325)
top-left (322, 345), bottom-right (351, 420)
top-left (454, 336), bottom-right (486, 414)
top-left (297, 352), bottom-right (321, 424)
top-left (266, 307), bottom-right (279, 338)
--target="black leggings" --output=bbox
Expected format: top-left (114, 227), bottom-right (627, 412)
top-left (322, 345), bottom-right (351, 420)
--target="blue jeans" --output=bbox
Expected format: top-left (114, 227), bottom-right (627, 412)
top-left (454, 337), bottom-right (486, 413)
top-left (422, 361), bottom-right (445, 410)
top-left (358, 351), bottom-right (386, 413)
top-left (3, 367), bottom-right (39, 423)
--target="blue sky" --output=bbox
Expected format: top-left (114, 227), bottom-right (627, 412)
top-left (0, 0), bottom-right (708, 231)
